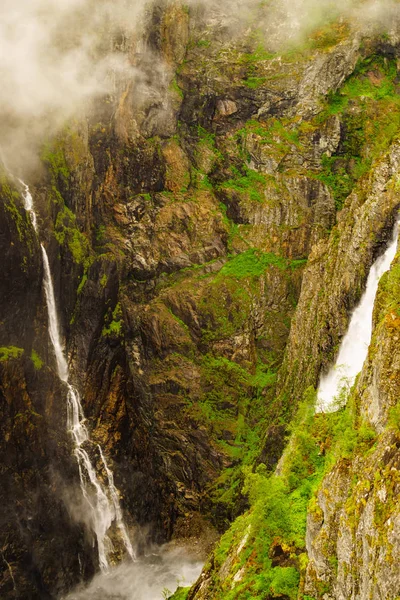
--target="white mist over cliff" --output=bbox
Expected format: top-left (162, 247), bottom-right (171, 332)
top-left (0, 0), bottom-right (398, 170)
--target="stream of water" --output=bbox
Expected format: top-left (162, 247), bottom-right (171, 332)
top-left (20, 181), bottom-right (134, 571)
top-left (317, 218), bottom-right (399, 412)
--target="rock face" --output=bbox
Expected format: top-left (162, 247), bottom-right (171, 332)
top-left (304, 247), bottom-right (400, 600)
top-left (278, 140), bottom-right (400, 407)
top-left (0, 180), bottom-right (97, 598)
top-left (1, 2), bottom-right (400, 599)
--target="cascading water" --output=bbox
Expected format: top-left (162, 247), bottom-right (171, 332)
top-left (19, 180), bottom-right (135, 571)
top-left (317, 217), bottom-right (400, 412)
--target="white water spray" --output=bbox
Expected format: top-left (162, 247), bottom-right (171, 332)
top-left (19, 181), bottom-right (135, 570)
top-left (317, 218), bottom-right (399, 412)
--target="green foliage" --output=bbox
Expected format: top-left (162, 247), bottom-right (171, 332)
top-left (316, 55), bottom-right (400, 209)
top-left (389, 403), bottom-right (400, 431)
top-left (0, 178), bottom-right (33, 250)
top-left (54, 206), bottom-right (91, 266)
top-left (197, 39), bottom-right (211, 48)
top-left (239, 44), bottom-right (275, 64)
top-left (219, 249), bottom-right (306, 279)
top-left (207, 380), bottom-right (378, 598)
top-left (77, 274), bottom-right (88, 295)
top-left (239, 43), bottom-right (274, 89)
top-left (170, 77), bottom-right (184, 99)
top-left (317, 155), bottom-right (359, 211)
top-left (243, 76), bottom-right (266, 89)
top-left (0, 347), bottom-right (24, 362)
top-left (377, 253), bottom-right (400, 317)
top-left (168, 587), bottom-right (190, 600)
top-left (95, 225), bottom-right (106, 243)
top-left (102, 302), bottom-right (123, 338)
top-left (219, 166), bottom-right (268, 203)
top-left (270, 567), bottom-right (300, 598)
top-left (31, 350), bottom-right (44, 370)
top-left (41, 141), bottom-right (70, 188)
top-left (237, 118), bottom-right (302, 150)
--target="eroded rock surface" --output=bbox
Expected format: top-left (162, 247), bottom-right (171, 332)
top-left (1, 3), bottom-right (400, 599)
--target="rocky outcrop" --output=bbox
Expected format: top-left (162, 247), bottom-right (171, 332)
top-left (305, 248), bottom-right (400, 600)
top-left (278, 140), bottom-right (400, 408)
top-left (2, 3), bottom-right (400, 599)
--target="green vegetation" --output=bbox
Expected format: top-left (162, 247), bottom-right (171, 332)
top-left (239, 45), bottom-right (275, 65)
top-left (197, 39), bottom-right (211, 48)
top-left (224, 54), bottom-right (400, 214)
top-left (243, 76), bottom-right (266, 89)
top-left (219, 249), bottom-right (306, 279)
top-left (240, 43), bottom-right (274, 89)
top-left (168, 587), bottom-right (190, 600)
top-left (0, 177), bottom-right (34, 252)
top-left (316, 55), bottom-right (400, 209)
top-left (31, 350), bottom-right (44, 370)
top-left (377, 251), bottom-right (400, 318)
top-left (77, 274), bottom-right (88, 295)
top-left (102, 302), bottom-right (123, 338)
top-left (54, 206), bottom-right (91, 267)
top-left (0, 346), bottom-right (24, 362)
top-left (41, 141), bottom-right (70, 189)
top-left (218, 166), bottom-right (268, 203)
top-left (205, 385), bottom-right (378, 599)
top-left (306, 20), bottom-right (351, 50)
top-left (170, 77), bottom-right (184, 99)
top-left (192, 354), bottom-right (278, 525)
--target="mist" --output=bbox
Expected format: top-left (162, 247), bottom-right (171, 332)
top-left (0, 0), bottom-right (144, 170)
top-left (0, 0), bottom-right (398, 171)
top-left (63, 544), bottom-right (203, 600)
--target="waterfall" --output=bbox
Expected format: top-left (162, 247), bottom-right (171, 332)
top-left (317, 218), bottom-right (399, 412)
top-left (41, 248), bottom-right (69, 383)
top-left (19, 181), bottom-right (135, 570)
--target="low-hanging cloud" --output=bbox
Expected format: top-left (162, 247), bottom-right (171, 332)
top-left (0, 0), bottom-right (145, 170)
top-left (0, 0), bottom-right (399, 171)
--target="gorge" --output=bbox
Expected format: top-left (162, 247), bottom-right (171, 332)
top-left (1, 1), bottom-right (400, 599)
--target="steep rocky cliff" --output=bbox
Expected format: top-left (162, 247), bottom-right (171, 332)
top-left (1, 1), bottom-right (400, 599)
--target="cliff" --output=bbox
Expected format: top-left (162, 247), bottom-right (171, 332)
top-left (0, 1), bottom-right (400, 598)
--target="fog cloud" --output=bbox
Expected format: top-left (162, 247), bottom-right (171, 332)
top-left (0, 0), bottom-right (145, 169)
top-left (0, 0), bottom-right (399, 170)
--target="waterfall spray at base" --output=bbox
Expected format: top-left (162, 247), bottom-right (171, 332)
top-left (317, 217), bottom-right (399, 413)
top-left (20, 182), bottom-right (135, 571)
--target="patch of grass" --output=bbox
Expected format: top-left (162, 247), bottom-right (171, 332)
top-left (219, 166), bottom-right (268, 203)
top-left (170, 77), bottom-right (184, 99)
top-left (55, 206), bottom-right (91, 267)
top-left (41, 140), bottom-right (70, 189)
top-left (239, 45), bottom-right (275, 65)
top-left (102, 302), bottom-right (123, 338)
top-left (219, 249), bottom-right (306, 279)
top-left (243, 76), bottom-right (266, 89)
top-left (197, 39), bottom-right (211, 48)
top-left (77, 274), bottom-right (88, 295)
top-left (0, 178), bottom-right (33, 250)
top-left (31, 350), bottom-right (44, 370)
top-left (0, 346), bottom-right (24, 362)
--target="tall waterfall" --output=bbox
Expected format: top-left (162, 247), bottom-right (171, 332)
top-left (317, 218), bottom-right (399, 412)
top-left (20, 182), bottom-right (134, 571)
